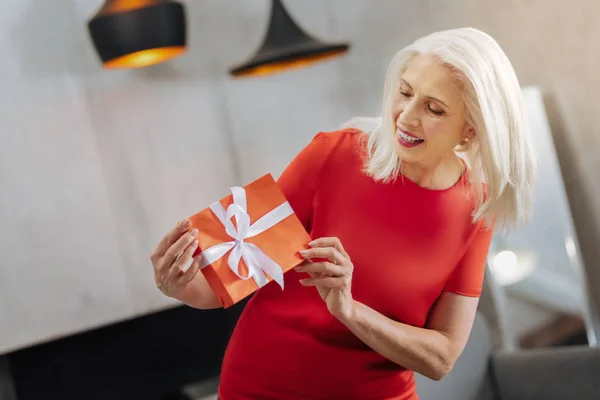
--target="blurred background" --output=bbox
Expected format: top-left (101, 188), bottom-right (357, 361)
top-left (1, 0), bottom-right (600, 399)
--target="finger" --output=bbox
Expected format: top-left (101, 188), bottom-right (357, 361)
top-left (299, 276), bottom-right (341, 288)
top-left (163, 228), bottom-right (199, 269)
top-left (295, 261), bottom-right (344, 277)
top-left (171, 239), bottom-right (199, 273)
top-left (152, 219), bottom-right (192, 261)
top-left (300, 247), bottom-right (345, 265)
top-left (177, 254), bottom-right (202, 284)
top-left (297, 262), bottom-right (319, 278)
top-left (309, 237), bottom-right (349, 259)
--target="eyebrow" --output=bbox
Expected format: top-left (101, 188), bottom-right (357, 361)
top-left (400, 79), bottom-right (449, 109)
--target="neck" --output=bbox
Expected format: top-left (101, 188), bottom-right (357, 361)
top-left (401, 154), bottom-right (465, 190)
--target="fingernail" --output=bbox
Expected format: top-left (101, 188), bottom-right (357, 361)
top-left (182, 219), bottom-right (191, 228)
top-left (308, 241), bottom-right (315, 246)
top-left (299, 250), bottom-right (308, 256)
top-left (180, 258), bottom-right (193, 273)
top-left (299, 279), bottom-right (308, 285)
top-left (190, 228), bottom-right (199, 236)
top-left (294, 266), bottom-right (302, 272)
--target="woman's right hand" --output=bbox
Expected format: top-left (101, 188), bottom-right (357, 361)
top-left (150, 219), bottom-right (202, 299)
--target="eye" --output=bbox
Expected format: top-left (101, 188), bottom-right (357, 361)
top-left (428, 105), bottom-right (444, 116)
top-left (400, 91), bottom-right (412, 98)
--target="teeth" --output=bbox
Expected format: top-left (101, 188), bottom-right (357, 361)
top-left (399, 130), bottom-right (423, 143)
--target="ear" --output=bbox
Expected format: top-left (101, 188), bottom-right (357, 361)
top-left (463, 125), bottom-right (475, 141)
top-left (458, 125), bottom-right (475, 147)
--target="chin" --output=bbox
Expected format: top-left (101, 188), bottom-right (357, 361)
top-left (394, 137), bottom-right (424, 164)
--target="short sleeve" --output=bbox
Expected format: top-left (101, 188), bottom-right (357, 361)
top-left (276, 133), bottom-right (333, 231)
top-left (443, 225), bottom-right (494, 297)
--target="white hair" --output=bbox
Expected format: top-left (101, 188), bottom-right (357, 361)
top-left (342, 27), bottom-right (537, 230)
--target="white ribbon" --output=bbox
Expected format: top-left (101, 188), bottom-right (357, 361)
top-left (199, 186), bottom-right (293, 289)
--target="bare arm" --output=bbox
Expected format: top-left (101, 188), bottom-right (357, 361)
top-left (338, 292), bottom-right (479, 380)
top-left (298, 238), bottom-right (480, 381)
top-left (175, 271), bottom-right (222, 310)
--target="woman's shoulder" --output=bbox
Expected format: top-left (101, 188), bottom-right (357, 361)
top-left (311, 127), bottom-right (366, 152)
top-left (312, 128), bottom-right (367, 163)
top-left (290, 128), bottom-right (365, 172)
top-left (303, 129), bottom-right (368, 179)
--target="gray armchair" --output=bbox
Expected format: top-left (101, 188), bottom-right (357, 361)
top-left (415, 313), bottom-right (600, 400)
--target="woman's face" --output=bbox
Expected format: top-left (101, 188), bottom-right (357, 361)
top-left (391, 55), bottom-right (473, 167)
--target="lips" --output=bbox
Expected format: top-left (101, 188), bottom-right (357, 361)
top-left (397, 129), bottom-right (425, 148)
top-left (399, 129), bottom-right (423, 141)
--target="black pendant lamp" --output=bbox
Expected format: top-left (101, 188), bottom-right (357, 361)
top-left (88, 0), bottom-right (187, 69)
top-left (229, 0), bottom-right (350, 78)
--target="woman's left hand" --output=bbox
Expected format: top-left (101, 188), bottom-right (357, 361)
top-left (296, 237), bottom-right (355, 320)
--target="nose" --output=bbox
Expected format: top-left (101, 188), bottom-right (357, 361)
top-left (397, 99), bottom-right (420, 128)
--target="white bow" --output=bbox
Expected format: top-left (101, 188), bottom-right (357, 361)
top-left (199, 186), bottom-right (293, 289)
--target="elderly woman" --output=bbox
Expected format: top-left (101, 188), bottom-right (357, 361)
top-left (151, 27), bottom-right (536, 400)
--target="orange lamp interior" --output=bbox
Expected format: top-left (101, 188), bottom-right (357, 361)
top-left (232, 49), bottom-right (348, 78)
top-left (99, 0), bottom-right (163, 15)
top-left (103, 46), bottom-right (186, 69)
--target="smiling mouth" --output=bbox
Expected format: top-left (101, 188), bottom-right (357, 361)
top-left (398, 129), bottom-right (424, 144)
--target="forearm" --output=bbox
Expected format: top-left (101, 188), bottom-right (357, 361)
top-left (175, 275), bottom-right (222, 310)
top-left (338, 300), bottom-right (454, 380)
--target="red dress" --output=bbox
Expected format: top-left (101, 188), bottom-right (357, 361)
top-left (218, 129), bottom-right (493, 399)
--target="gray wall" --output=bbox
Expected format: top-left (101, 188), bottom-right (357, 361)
top-left (1, 0), bottom-right (599, 353)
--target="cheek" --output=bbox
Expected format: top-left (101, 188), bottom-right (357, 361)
top-left (422, 118), bottom-right (445, 136)
top-left (390, 97), bottom-right (405, 120)
top-left (423, 119), bottom-right (462, 144)
top-left (390, 104), bottom-right (401, 121)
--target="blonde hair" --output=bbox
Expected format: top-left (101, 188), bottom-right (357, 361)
top-left (343, 28), bottom-right (537, 230)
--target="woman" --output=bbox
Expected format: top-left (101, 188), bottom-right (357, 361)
top-left (151, 27), bottom-right (536, 399)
